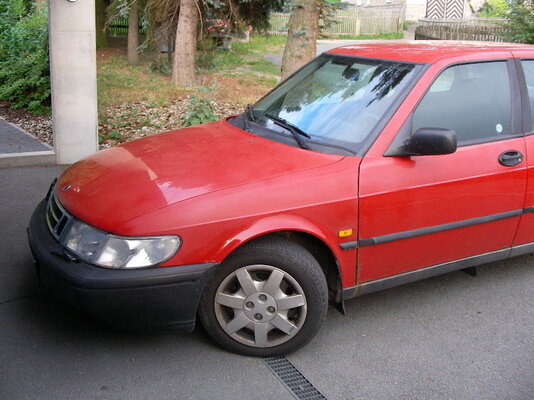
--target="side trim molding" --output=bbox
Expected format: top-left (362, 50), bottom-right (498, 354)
top-left (358, 209), bottom-right (522, 248)
top-left (340, 208), bottom-right (531, 250)
top-left (339, 241), bottom-right (358, 250)
top-left (342, 241), bottom-right (534, 300)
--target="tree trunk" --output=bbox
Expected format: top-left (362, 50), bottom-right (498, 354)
top-left (95, 0), bottom-right (108, 48)
top-left (281, 0), bottom-right (321, 80)
top-left (172, 0), bottom-right (199, 86)
top-left (127, 1), bottom-right (139, 65)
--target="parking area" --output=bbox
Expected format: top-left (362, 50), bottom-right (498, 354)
top-left (1, 165), bottom-right (533, 400)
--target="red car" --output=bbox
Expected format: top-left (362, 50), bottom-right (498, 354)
top-left (28, 42), bottom-right (534, 356)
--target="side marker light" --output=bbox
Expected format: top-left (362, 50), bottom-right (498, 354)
top-left (338, 229), bottom-right (353, 238)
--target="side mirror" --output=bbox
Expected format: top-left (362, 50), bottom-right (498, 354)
top-left (405, 128), bottom-right (457, 156)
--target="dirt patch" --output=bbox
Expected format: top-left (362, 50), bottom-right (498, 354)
top-left (209, 74), bottom-right (275, 105)
top-left (97, 47), bottom-right (126, 61)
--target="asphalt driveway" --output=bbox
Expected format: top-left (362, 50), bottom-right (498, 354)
top-left (1, 166), bottom-right (533, 400)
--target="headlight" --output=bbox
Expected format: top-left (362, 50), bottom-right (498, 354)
top-left (62, 220), bottom-right (181, 269)
top-left (95, 235), bottom-right (180, 269)
top-left (64, 220), bottom-right (108, 260)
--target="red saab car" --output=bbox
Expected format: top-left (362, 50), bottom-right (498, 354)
top-left (28, 42), bottom-right (534, 356)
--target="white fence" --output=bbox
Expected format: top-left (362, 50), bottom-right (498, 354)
top-left (268, 6), bottom-right (405, 37)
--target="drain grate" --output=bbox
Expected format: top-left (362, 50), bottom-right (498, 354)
top-left (264, 356), bottom-right (327, 400)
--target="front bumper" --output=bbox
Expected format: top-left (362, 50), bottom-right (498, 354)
top-left (28, 199), bottom-right (217, 331)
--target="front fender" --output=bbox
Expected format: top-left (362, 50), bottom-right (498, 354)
top-left (121, 157), bottom-right (361, 288)
top-left (208, 211), bottom-right (357, 288)
top-left (215, 213), bottom-right (336, 260)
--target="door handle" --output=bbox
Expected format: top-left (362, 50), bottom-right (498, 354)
top-left (498, 150), bottom-right (523, 167)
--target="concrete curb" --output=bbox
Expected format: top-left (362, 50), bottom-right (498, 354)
top-left (0, 150), bottom-right (56, 168)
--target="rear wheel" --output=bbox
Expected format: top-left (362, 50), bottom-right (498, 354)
top-left (198, 238), bottom-right (328, 356)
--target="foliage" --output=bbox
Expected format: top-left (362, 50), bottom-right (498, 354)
top-left (142, 0), bottom-right (285, 52)
top-left (107, 0), bottom-right (149, 27)
top-left (107, 0), bottom-right (133, 19)
top-left (505, 0), bottom-right (534, 44)
top-left (150, 55), bottom-right (172, 75)
top-left (196, 38), bottom-right (218, 69)
top-left (204, 18), bottom-right (233, 35)
top-left (235, 0), bottom-right (285, 31)
top-left (319, 0), bottom-right (349, 31)
top-left (181, 96), bottom-right (219, 126)
top-left (107, 130), bottom-right (122, 139)
top-left (202, 0), bottom-right (285, 33)
top-left (478, 0), bottom-right (509, 17)
top-left (0, 0), bottom-right (50, 113)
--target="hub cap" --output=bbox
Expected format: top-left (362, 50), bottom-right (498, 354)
top-left (214, 265), bottom-right (307, 348)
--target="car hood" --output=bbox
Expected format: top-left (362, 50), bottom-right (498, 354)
top-left (56, 120), bottom-right (343, 233)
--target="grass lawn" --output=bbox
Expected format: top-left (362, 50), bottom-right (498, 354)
top-left (97, 35), bottom-right (287, 110)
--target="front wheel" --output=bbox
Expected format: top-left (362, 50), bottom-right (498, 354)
top-left (198, 238), bottom-right (328, 356)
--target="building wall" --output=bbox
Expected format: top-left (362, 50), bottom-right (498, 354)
top-left (405, 0), bottom-right (427, 20)
top-left (405, 0), bottom-right (488, 22)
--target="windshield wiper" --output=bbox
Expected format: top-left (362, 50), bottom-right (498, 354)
top-left (264, 113), bottom-right (311, 150)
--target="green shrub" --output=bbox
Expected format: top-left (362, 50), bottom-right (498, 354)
top-left (0, 0), bottom-right (50, 113)
top-left (182, 96), bottom-right (218, 127)
top-left (196, 39), bottom-right (217, 71)
top-left (479, 0), bottom-right (509, 17)
top-left (149, 55), bottom-right (172, 76)
top-left (506, 0), bottom-right (534, 44)
top-left (107, 130), bottom-right (122, 139)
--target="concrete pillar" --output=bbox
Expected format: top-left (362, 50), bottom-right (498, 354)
top-left (49, 0), bottom-right (98, 164)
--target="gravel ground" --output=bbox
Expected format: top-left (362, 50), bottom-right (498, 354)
top-left (98, 97), bottom-right (243, 148)
top-left (0, 98), bottom-right (243, 149)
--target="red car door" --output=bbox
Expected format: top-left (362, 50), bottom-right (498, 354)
top-left (357, 57), bottom-right (527, 283)
top-left (511, 53), bottom-right (534, 250)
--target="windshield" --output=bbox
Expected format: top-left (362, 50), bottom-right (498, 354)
top-left (250, 54), bottom-right (420, 154)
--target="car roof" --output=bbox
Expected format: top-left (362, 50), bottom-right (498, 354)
top-left (327, 40), bottom-right (534, 63)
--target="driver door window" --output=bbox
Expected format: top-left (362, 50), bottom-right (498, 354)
top-left (412, 62), bottom-right (512, 145)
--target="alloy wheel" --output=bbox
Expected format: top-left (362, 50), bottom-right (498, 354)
top-left (213, 264), bottom-right (307, 348)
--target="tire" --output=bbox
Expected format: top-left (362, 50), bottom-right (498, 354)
top-left (198, 237), bottom-right (328, 357)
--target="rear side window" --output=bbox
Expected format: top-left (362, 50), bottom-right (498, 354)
top-left (413, 61), bottom-right (512, 145)
top-left (521, 60), bottom-right (534, 132)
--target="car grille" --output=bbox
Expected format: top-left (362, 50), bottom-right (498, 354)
top-left (46, 192), bottom-right (72, 241)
